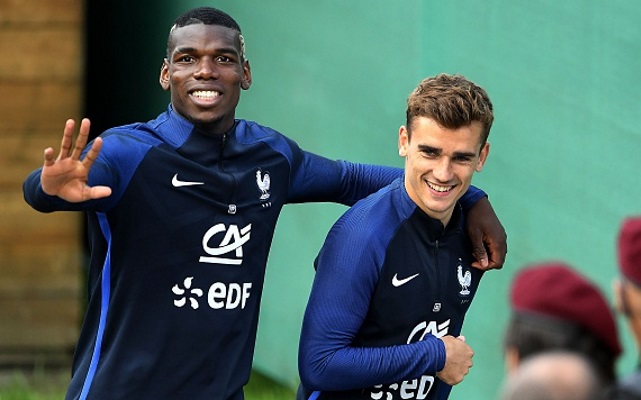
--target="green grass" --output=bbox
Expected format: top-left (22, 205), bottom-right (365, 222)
top-left (0, 369), bottom-right (296, 400)
top-left (0, 369), bottom-right (67, 400)
top-left (245, 371), bottom-right (296, 400)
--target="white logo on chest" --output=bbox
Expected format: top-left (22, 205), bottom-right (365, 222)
top-left (171, 173), bottom-right (204, 187)
top-left (457, 258), bottom-right (471, 296)
top-left (391, 273), bottom-right (420, 287)
top-left (256, 170), bottom-right (271, 200)
top-left (199, 223), bottom-right (251, 265)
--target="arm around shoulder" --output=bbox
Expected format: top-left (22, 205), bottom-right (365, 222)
top-left (462, 188), bottom-right (508, 271)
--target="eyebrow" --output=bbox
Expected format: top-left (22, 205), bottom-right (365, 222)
top-left (418, 144), bottom-right (438, 152)
top-left (452, 151), bottom-right (477, 158)
top-left (173, 46), bottom-right (198, 55)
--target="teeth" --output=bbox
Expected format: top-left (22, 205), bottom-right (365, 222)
top-left (192, 90), bottom-right (220, 99)
top-left (427, 182), bottom-right (453, 192)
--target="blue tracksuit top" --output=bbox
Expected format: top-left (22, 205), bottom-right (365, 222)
top-left (298, 178), bottom-right (485, 400)
top-left (23, 105), bottom-right (485, 400)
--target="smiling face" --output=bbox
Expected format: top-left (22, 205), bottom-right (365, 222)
top-left (399, 116), bottom-right (489, 226)
top-left (160, 24), bottom-right (251, 134)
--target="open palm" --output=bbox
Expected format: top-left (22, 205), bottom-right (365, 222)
top-left (41, 118), bottom-right (112, 202)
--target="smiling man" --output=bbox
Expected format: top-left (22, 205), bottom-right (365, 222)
top-left (22, 7), bottom-right (506, 400)
top-left (298, 74), bottom-right (495, 400)
top-left (160, 21), bottom-right (251, 132)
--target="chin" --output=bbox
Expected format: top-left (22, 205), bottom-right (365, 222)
top-left (424, 200), bottom-right (455, 215)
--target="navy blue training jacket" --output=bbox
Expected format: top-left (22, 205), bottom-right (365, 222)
top-left (298, 178), bottom-right (485, 400)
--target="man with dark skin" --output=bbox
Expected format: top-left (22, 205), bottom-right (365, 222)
top-left (24, 7), bottom-right (506, 400)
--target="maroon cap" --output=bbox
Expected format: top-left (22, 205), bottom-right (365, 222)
top-left (510, 262), bottom-right (622, 357)
top-left (618, 216), bottom-right (641, 286)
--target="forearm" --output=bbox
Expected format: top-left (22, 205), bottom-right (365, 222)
top-left (299, 336), bottom-right (445, 391)
top-left (287, 152), bottom-right (402, 205)
top-left (337, 161), bottom-right (402, 205)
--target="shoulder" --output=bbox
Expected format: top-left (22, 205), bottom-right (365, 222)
top-left (235, 119), bottom-right (302, 155)
top-left (98, 124), bottom-right (163, 159)
top-left (330, 180), bottom-right (411, 247)
top-left (316, 182), bottom-right (411, 285)
top-left (235, 119), bottom-right (289, 142)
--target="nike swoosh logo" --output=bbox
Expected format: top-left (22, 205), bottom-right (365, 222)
top-left (172, 174), bottom-right (205, 187)
top-left (392, 273), bottom-right (420, 287)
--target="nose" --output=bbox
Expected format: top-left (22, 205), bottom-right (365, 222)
top-left (194, 58), bottom-right (219, 79)
top-left (432, 157), bottom-right (454, 182)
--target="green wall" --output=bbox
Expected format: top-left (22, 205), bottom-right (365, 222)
top-left (96, 1), bottom-right (641, 398)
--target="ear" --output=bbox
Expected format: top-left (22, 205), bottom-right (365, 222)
top-left (241, 60), bottom-right (252, 90)
top-left (159, 59), bottom-right (170, 91)
top-left (504, 347), bottom-right (520, 375)
top-left (613, 279), bottom-right (624, 314)
top-left (475, 142), bottom-right (490, 172)
top-left (398, 126), bottom-right (409, 157)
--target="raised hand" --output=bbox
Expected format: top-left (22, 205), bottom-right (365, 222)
top-left (41, 118), bottom-right (112, 202)
top-left (436, 335), bottom-right (474, 385)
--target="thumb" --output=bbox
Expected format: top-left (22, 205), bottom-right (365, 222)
top-left (467, 223), bottom-right (489, 269)
top-left (457, 335), bottom-right (466, 342)
top-left (471, 243), bottom-right (489, 270)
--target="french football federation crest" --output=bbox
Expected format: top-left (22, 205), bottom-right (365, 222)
top-left (457, 258), bottom-right (471, 296)
top-left (256, 169), bottom-right (271, 200)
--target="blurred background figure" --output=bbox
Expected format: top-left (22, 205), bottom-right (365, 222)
top-left (500, 351), bottom-right (603, 400)
top-left (611, 217), bottom-right (641, 399)
top-left (503, 262), bottom-right (622, 387)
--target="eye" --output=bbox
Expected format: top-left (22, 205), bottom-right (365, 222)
top-left (422, 149), bottom-right (439, 158)
top-left (176, 55), bottom-right (195, 63)
top-left (215, 55), bottom-right (233, 63)
top-left (453, 155), bottom-right (474, 164)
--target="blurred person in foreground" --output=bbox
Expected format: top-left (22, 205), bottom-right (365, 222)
top-left (298, 73), bottom-right (499, 400)
top-left (610, 217), bottom-right (641, 399)
top-left (500, 351), bottom-right (603, 400)
top-left (503, 262), bottom-right (622, 386)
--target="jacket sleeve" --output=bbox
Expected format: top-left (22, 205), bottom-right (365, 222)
top-left (459, 185), bottom-right (486, 211)
top-left (287, 150), bottom-right (486, 207)
top-left (286, 151), bottom-right (401, 205)
top-left (298, 216), bottom-right (446, 391)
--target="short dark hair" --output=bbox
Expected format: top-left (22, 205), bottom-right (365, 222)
top-left (166, 7), bottom-right (245, 59)
top-left (406, 73), bottom-right (494, 147)
top-left (172, 7), bottom-right (241, 32)
top-left (504, 312), bottom-right (617, 385)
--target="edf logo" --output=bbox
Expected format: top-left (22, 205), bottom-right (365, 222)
top-left (199, 223), bottom-right (251, 265)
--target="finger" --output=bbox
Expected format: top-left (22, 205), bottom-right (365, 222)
top-left (88, 185), bottom-right (112, 200)
top-left (43, 147), bottom-right (55, 167)
top-left (82, 136), bottom-right (103, 169)
top-left (470, 242), bottom-right (489, 270)
top-left (58, 119), bottom-right (76, 160)
top-left (71, 118), bottom-right (91, 160)
top-left (467, 221), bottom-right (490, 270)
top-left (486, 239), bottom-right (507, 270)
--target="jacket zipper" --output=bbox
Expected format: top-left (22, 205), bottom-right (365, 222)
top-left (434, 239), bottom-right (442, 312)
top-left (219, 133), bottom-right (237, 214)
